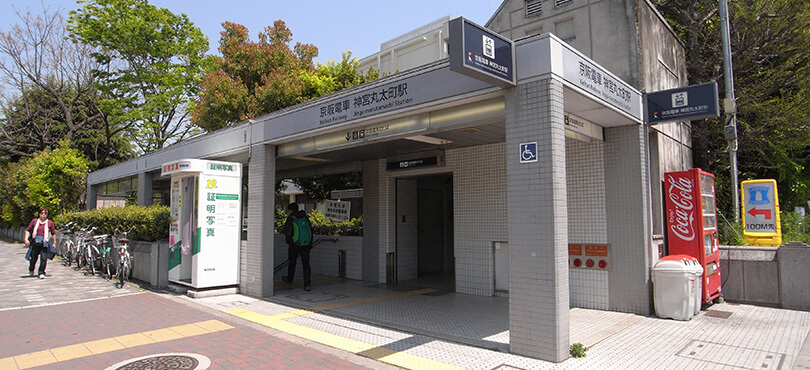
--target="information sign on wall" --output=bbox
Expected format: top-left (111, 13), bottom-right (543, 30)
top-left (324, 200), bottom-right (351, 223)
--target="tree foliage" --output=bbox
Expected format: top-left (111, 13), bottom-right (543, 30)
top-left (0, 141), bottom-right (89, 227)
top-left (192, 21), bottom-right (379, 131)
top-left (655, 0), bottom-right (810, 214)
top-left (68, 0), bottom-right (212, 153)
top-left (0, 5), bottom-right (134, 169)
top-left (0, 6), bottom-right (102, 161)
top-left (291, 172), bottom-right (363, 202)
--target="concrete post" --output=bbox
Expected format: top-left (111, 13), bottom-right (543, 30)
top-left (244, 144), bottom-right (276, 297)
top-left (505, 77), bottom-right (570, 362)
top-left (86, 182), bottom-right (99, 210)
top-left (137, 171), bottom-right (154, 206)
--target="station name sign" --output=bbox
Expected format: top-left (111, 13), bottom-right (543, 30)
top-left (449, 17), bottom-right (515, 87)
top-left (645, 82), bottom-right (720, 124)
top-left (560, 46), bottom-right (642, 120)
top-left (386, 151), bottom-right (445, 171)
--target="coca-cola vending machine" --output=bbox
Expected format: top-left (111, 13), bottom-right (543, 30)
top-left (664, 168), bottom-right (721, 303)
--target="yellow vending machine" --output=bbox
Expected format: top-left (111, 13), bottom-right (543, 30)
top-left (161, 159), bottom-right (242, 289)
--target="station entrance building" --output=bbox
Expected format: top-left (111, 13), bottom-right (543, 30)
top-left (86, 1), bottom-right (689, 362)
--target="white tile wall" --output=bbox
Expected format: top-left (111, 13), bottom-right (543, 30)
top-left (566, 137), bottom-right (610, 309)
top-left (368, 142), bottom-right (507, 295)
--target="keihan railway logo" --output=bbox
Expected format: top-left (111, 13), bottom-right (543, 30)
top-left (483, 35), bottom-right (495, 59)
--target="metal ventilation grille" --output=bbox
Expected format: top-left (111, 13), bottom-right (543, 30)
top-left (526, 0), bottom-right (542, 17)
top-left (555, 0), bottom-right (573, 6)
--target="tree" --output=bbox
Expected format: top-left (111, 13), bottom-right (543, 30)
top-left (68, 0), bottom-right (212, 153)
top-left (291, 172), bottom-right (363, 202)
top-left (0, 141), bottom-right (89, 227)
top-left (1, 82), bottom-right (134, 169)
top-left (192, 21), bottom-right (379, 131)
top-left (655, 0), bottom-right (810, 213)
top-left (0, 5), bottom-right (101, 161)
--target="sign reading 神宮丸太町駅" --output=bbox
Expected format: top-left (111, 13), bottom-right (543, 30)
top-left (449, 17), bottom-right (515, 88)
top-left (644, 82), bottom-right (720, 124)
top-left (560, 46), bottom-right (643, 121)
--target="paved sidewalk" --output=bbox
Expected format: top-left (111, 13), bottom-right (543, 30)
top-left (3, 237), bottom-right (810, 369)
top-left (0, 239), bottom-right (394, 369)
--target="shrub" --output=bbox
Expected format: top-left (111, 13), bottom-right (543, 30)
top-left (53, 205), bottom-right (170, 242)
top-left (274, 208), bottom-right (362, 236)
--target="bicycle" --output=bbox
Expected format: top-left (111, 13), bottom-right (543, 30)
top-left (96, 233), bottom-right (115, 280)
top-left (115, 227), bottom-right (134, 288)
top-left (57, 222), bottom-right (76, 266)
top-left (79, 227), bottom-right (101, 276)
top-left (73, 226), bottom-right (93, 270)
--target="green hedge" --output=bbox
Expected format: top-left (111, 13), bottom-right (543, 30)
top-left (273, 208), bottom-right (362, 236)
top-left (53, 205), bottom-right (170, 242)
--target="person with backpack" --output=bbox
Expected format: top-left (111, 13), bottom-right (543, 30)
top-left (282, 202), bottom-right (313, 291)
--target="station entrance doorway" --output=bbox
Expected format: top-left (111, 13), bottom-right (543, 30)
top-left (395, 173), bottom-right (454, 290)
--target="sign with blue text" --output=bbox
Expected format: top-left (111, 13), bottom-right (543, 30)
top-left (449, 17), bottom-right (515, 87)
top-left (645, 82), bottom-right (720, 124)
top-left (519, 142), bottom-right (538, 163)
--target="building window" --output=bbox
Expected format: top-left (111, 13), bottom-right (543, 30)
top-left (555, 0), bottom-right (573, 7)
top-left (526, 0), bottom-right (542, 17)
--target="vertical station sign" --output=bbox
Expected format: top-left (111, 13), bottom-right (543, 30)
top-left (741, 179), bottom-right (782, 246)
top-left (449, 17), bottom-right (516, 87)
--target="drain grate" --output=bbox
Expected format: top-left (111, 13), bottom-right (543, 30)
top-left (107, 353), bottom-right (210, 370)
top-left (704, 310), bottom-right (733, 319)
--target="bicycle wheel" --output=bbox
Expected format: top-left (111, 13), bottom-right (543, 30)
top-left (76, 245), bottom-right (84, 268)
top-left (87, 247), bottom-right (95, 276)
top-left (102, 251), bottom-right (112, 279)
top-left (126, 256), bottom-right (133, 279)
top-left (118, 261), bottom-right (125, 286)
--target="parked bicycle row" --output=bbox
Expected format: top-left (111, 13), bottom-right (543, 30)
top-left (55, 222), bottom-right (134, 288)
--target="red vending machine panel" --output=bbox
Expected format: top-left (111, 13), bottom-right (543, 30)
top-left (665, 168), bottom-right (721, 303)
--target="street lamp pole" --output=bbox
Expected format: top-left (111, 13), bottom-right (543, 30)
top-left (719, 0), bottom-right (740, 223)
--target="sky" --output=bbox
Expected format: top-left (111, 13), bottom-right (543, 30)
top-left (0, 0), bottom-right (498, 64)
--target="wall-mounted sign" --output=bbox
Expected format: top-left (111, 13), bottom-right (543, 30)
top-left (387, 156), bottom-right (440, 170)
top-left (645, 82), bottom-right (720, 124)
top-left (565, 113), bottom-right (604, 141)
top-left (386, 150), bottom-right (445, 171)
top-left (560, 46), bottom-right (642, 120)
top-left (519, 142), bottom-right (537, 163)
top-left (568, 243), bottom-right (611, 270)
top-left (324, 200), bottom-right (351, 223)
top-left (449, 17), bottom-right (515, 87)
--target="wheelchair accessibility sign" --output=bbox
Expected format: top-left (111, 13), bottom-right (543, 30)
top-left (520, 142), bottom-right (537, 163)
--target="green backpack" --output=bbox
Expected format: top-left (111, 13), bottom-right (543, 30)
top-left (291, 215), bottom-right (312, 246)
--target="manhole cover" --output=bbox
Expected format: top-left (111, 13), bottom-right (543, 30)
top-left (106, 353), bottom-right (210, 370)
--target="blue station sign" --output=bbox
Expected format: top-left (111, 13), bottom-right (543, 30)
top-left (449, 17), bottom-right (515, 87)
top-left (644, 81), bottom-right (720, 124)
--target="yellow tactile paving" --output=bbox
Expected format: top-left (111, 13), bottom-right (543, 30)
top-left (169, 323), bottom-right (211, 337)
top-left (113, 332), bottom-right (156, 347)
top-left (0, 319), bottom-right (234, 369)
top-left (83, 337), bottom-right (125, 354)
top-left (13, 350), bottom-right (57, 369)
top-left (0, 357), bottom-right (17, 369)
top-left (49, 343), bottom-right (93, 362)
top-left (141, 327), bottom-right (184, 342)
top-left (222, 290), bottom-right (465, 370)
top-left (195, 319), bottom-right (235, 332)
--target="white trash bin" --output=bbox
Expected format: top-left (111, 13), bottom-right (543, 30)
top-left (653, 254), bottom-right (702, 320)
